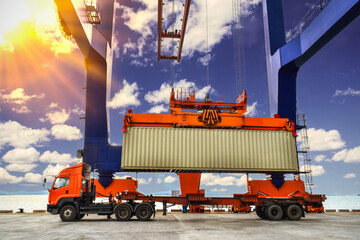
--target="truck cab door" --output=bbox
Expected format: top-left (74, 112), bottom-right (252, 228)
top-left (50, 177), bottom-right (70, 205)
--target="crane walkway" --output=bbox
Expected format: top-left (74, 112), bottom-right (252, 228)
top-left (287, 0), bottom-right (332, 42)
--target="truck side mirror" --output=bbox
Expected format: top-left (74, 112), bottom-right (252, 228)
top-left (76, 149), bottom-right (84, 158)
top-left (42, 177), bottom-right (51, 191)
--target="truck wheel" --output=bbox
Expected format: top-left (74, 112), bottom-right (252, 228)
top-left (60, 205), bottom-right (77, 222)
top-left (266, 205), bottom-right (283, 221)
top-left (286, 204), bottom-right (302, 221)
top-left (115, 204), bottom-right (132, 221)
top-left (255, 206), bottom-right (267, 219)
top-left (136, 204), bottom-right (153, 221)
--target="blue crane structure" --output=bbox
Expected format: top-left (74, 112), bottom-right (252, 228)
top-left (263, 0), bottom-right (360, 186)
top-left (263, 0), bottom-right (360, 123)
top-left (54, 0), bottom-right (360, 187)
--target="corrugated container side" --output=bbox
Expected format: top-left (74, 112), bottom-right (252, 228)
top-left (121, 127), bottom-right (299, 172)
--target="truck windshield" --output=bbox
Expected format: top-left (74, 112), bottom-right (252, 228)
top-left (53, 177), bottom-right (69, 189)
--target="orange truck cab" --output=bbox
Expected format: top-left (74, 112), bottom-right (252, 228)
top-left (46, 162), bottom-right (155, 222)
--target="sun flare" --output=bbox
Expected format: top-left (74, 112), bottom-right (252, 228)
top-left (0, 0), bottom-right (77, 54)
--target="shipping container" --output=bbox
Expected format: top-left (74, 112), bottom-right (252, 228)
top-left (121, 127), bottom-right (299, 172)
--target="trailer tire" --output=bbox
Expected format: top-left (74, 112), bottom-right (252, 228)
top-left (266, 204), bottom-right (283, 221)
top-left (115, 204), bottom-right (132, 221)
top-left (136, 204), bottom-right (153, 221)
top-left (286, 204), bottom-right (302, 221)
top-left (255, 206), bottom-right (267, 219)
top-left (60, 205), bottom-right (77, 222)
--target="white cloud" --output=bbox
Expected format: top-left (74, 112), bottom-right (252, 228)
top-left (147, 104), bottom-right (168, 113)
top-left (332, 146), bottom-right (360, 163)
top-left (2, 147), bottom-right (40, 164)
top-left (157, 178), bottom-right (162, 184)
top-left (118, 1), bottom-right (261, 59)
top-left (1, 88), bottom-right (45, 105)
top-left (118, 0), bottom-right (158, 38)
top-left (0, 167), bottom-right (23, 184)
top-left (138, 177), bottom-right (152, 185)
top-left (164, 175), bottom-right (177, 183)
top-left (5, 163), bottom-right (38, 172)
top-left (23, 173), bottom-right (42, 183)
top-left (42, 164), bottom-right (69, 177)
top-left (314, 154), bottom-right (326, 162)
top-left (40, 108), bottom-right (70, 125)
top-left (129, 57), bottom-right (154, 67)
top-left (344, 173), bottom-right (356, 179)
top-left (210, 188), bottom-right (228, 192)
top-left (51, 124), bottom-right (82, 141)
top-left (181, 1), bottom-right (261, 56)
top-left (245, 102), bottom-right (257, 117)
top-left (0, 121), bottom-right (50, 149)
top-left (333, 87), bottom-right (360, 97)
top-left (201, 173), bottom-right (249, 186)
top-left (71, 104), bottom-right (84, 115)
top-left (300, 165), bottom-right (325, 177)
top-left (41, 63), bottom-right (53, 69)
top-left (145, 79), bottom-right (214, 105)
top-left (39, 150), bottom-right (77, 165)
top-left (197, 54), bottom-right (213, 66)
top-left (299, 128), bottom-right (346, 151)
top-left (12, 106), bottom-right (31, 114)
top-left (108, 80), bottom-right (141, 109)
top-left (49, 102), bottom-right (58, 108)
top-left (115, 175), bottom-right (133, 179)
top-left (122, 38), bottom-right (137, 55)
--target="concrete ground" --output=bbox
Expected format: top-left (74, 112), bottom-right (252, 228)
top-left (0, 212), bottom-right (359, 240)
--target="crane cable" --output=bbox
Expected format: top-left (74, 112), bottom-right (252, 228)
top-left (171, 0), bottom-right (176, 88)
top-left (232, 0), bottom-right (239, 94)
top-left (232, 0), bottom-right (246, 94)
top-left (240, 0), bottom-right (246, 91)
top-left (205, 0), bottom-right (210, 87)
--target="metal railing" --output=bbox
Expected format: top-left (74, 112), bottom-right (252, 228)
top-left (297, 113), bottom-right (314, 193)
top-left (286, 0), bottom-right (332, 42)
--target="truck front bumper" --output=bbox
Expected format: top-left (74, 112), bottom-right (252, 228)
top-left (47, 204), bottom-right (59, 214)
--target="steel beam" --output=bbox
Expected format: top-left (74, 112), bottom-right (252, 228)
top-left (158, 0), bottom-right (163, 61)
top-left (157, 0), bottom-right (191, 62)
top-left (177, 0), bottom-right (191, 62)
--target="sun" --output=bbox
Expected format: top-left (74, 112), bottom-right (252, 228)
top-left (0, 0), bottom-right (77, 55)
top-left (0, 0), bottom-right (29, 32)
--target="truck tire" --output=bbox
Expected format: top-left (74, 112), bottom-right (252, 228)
top-left (136, 204), bottom-right (153, 221)
top-left (115, 204), bottom-right (132, 221)
top-left (266, 204), bottom-right (283, 221)
top-left (255, 206), bottom-right (267, 219)
top-left (286, 204), bottom-right (302, 221)
top-left (60, 205), bottom-right (77, 222)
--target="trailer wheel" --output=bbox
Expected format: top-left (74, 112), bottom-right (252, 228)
top-left (115, 204), bottom-right (132, 221)
top-left (266, 204), bottom-right (283, 221)
top-left (60, 205), bottom-right (77, 222)
top-left (286, 204), bottom-right (302, 221)
top-left (255, 206), bottom-right (267, 219)
top-left (136, 204), bottom-right (153, 221)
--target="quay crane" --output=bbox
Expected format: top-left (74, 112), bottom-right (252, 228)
top-left (46, 0), bottom-right (360, 221)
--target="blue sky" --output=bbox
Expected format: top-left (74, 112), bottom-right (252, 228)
top-left (0, 0), bottom-right (359, 196)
